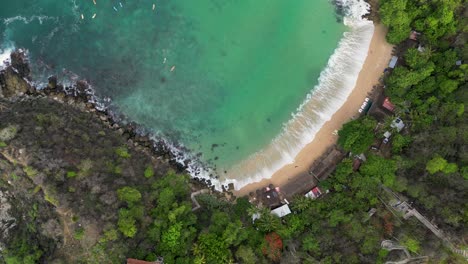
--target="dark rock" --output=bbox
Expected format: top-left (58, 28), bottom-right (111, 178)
top-left (75, 80), bottom-right (88, 96)
top-left (10, 50), bottom-right (30, 78)
top-left (48, 76), bottom-right (58, 90)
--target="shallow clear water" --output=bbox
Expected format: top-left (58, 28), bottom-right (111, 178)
top-left (0, 0), bottom-right (346, 178)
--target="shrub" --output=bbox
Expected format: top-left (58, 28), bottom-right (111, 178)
top-left (113, 165), bottom-right (122, 175)
top-left (115, 147), bottom-right (131, 158)
top-left (262, 232), bottom-right (283, 262)
top-left (144, 166), bottom-right (155, 178)
top-left (77, 159), bottom-right (93, 177)
top-left (103, 229), bottom-right (118, 242)
top-left (44, 188), bottom-right (59, 207)
top-left (117, 187), bottom-right (142, 204)
top-left (338, 117), bottom-right (377, 154)
top-left (402, 237), bottom-right (420, 254)
top-left (74, 228), bottom-right (85, 240)
top-left (0, 125), bottom-right (18, 141)
top-left (10, 173), bottom-right (18, 181)
top-left (66, 171), bottom-right (77, 178)
top-left (426, 155), bottom-right (448, 174)
top-left (118, 209), bottom-right (137, 238)
top-left (23, 166), bottom-right (38, 178)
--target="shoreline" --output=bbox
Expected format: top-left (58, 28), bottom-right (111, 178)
top-left (233, 23), bottom-right (394, 197)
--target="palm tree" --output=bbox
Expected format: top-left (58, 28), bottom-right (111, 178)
top-left (291, 195), bottom-right (313, 213)
top-left (256, 207), bottom-right (281, 233)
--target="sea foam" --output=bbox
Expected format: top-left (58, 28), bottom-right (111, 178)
top-left (0, 47), bottom-right (13, 70)
top-left (186, 0), bottom-right (376, 191)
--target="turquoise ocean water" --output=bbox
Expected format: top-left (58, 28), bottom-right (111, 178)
top-left (0, 0), bottom-right (373, 188)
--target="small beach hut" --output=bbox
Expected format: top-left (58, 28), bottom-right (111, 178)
top-left (127, 258), bottom-right (162, 264)
top-left (391, 118), bottom-right (405, 132)
top-left (305, 187), bottom-right (323, 199)
top-left (383, 131), bottom-right (392, 139)
top-left (388, 56), bottom-right (398, 69)
top-left (271, 204), bottom-right (291, 218)
top-left (382, 97), bottom-right (395, 112)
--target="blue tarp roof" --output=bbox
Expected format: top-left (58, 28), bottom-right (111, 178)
top-left (388, 56), bottom-right (398, 68)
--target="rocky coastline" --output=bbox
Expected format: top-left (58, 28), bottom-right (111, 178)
top-left (0, 49), bottom-right (217, 262)
top-left (0, 50), bottom-right (216, 186)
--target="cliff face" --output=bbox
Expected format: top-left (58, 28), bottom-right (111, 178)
top-left (0, 52), bottom-right (182, 262)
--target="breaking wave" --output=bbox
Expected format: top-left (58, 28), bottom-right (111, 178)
top-left (1, 0), bottom-right (376, 192)
top-left (0, 46), bottom-right (13, 70)
top-left (191, 0), bottom-right (375, 191)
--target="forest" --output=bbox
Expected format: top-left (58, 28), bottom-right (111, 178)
top-left (0, 0), bottom-right (467, 263)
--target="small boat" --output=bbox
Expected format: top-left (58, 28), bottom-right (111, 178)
top-left (119, 2), bottom-right (123, 8)
top-left (113, 6), bottom-right (118, 12)
top-left (81, 14), bottom-right (84, 19)
top-left (93, 0), bottom-right (96, 4)
top-left (163, 57), bottom-right (167, 64)
top-left (170, 66), bottom-right (176, 72)
top-left (92, 13), bottom-right (97, 19)
top-left (152, 4), bottom-right (156, 10)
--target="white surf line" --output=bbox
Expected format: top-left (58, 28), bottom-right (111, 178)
top-left (0, 47), bottom-right (13, 70)
top-left (200, 0), bottom-right (376, 191)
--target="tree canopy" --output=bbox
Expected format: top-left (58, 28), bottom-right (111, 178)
top-left (338, 117), bottom-right (377, 153)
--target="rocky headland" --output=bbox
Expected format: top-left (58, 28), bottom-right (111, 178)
top-left (0, 50), bottom-right (208, 262)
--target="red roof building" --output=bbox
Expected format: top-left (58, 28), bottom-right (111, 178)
top-left (382, 97), bottom-right (395, 112)
top-left (305, 187), bottom-right (323, 199)
top-left (127, 258), bottom-right (162, 264)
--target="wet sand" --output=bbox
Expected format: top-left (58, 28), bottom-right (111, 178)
top-left (234, 23), bottom-right (393, 197)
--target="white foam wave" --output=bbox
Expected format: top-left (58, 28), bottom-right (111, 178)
top-left (195, 0), bottom-right (376, 191)
top-left (0, 47), bottom-right (13, 70)
top-left (3, 15), bottom-right (58, 26)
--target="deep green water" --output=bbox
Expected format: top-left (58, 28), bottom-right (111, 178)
top-left (0, 0), bottom-right (346, 178)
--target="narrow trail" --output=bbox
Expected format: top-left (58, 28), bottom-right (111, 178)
top-left (56, 207), bottom-right (73, 246)
top-left (382, 187), bottom-right (468, 260)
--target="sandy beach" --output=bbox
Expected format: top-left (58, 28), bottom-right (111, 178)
top-left (234, 23), bottom-right (393, 197)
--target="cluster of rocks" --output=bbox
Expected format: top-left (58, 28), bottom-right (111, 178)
top-left (0, 50), bottom-right (188, 171)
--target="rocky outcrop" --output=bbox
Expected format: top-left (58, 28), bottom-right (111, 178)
top-left (0, 66), bottom-right (32, 98)
top-left (0, 50), bottom-right (33, 98)
top-left (10, 50), bottom-right (30, 78)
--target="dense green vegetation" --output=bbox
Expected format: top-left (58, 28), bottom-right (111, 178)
top-left (380, 0), bottom-right (467, 232)
top-left (380, 0), bottom-right (462, 44)
top-left (1, 0), bottom-right (467, 263)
